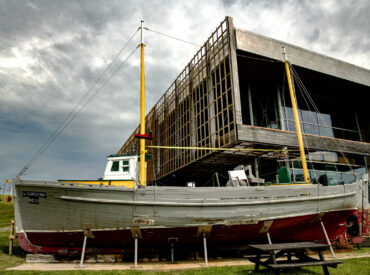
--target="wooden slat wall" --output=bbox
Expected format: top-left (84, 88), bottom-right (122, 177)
top-left (117, 17), bottom-right (238, 182)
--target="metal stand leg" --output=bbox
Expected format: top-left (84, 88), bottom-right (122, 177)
top-left (203, 233), bottom-right (208, 266)
top-left (266, 232), bottom-right (272, 244)
top-left (320, 219), bottom-right (336, 258)
top-left (79, 224), bottom-right (94, 268)
top-left (130, 227), bottom-right (142, 268)
top-left (134, 234), bottom-right (138, 267)
top-left (80, 236), bottom-right (87, 268)
top-left (170, 241), bottom-right (175, 264)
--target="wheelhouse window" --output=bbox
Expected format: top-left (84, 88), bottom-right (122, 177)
top-left (122, 160), bottom-right (130, 172)
top-left (111, 161), bottom-right (119, 172)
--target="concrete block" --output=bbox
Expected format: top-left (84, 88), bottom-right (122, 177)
top-left (116, 254), bottom-right (124, 262)
top-left (96, 254), bottom-right (116, 263)
top-left (85, 256), bottom-right (97, 263)
top-left (26, 254), bottom-right (58, 263)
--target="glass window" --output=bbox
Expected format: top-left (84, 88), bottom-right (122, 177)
top-left (122, 160), bottom-right (130, 172)
top-left (111, 161), bottom-right (119, 172)
top-left (308, 153), bottom-right (324, 162)
top-left (285, 107), bottom-right (294, 120)
top-left (342, 173), bottom-right (356, 184)
top-left (327, 171), bottom-right (342, 185)
top-left (309, 170), bottom-right (318, 184)
top-left (293, 161), bottom-right (303, 169)
top-left (303, 123), bottom-right (319, 135)
top-left (354, 167), bottom-right (366, 176)
top-left (318, 113), bottom-right (332, 127)
top-left (302, 110), bottom-right (318, 124)
top-left (293, 169), bottom-right (305, 182)
top-left (323, 152), bottom-right (338, 163)
top-left (319, 126), bottom-right (334, 137)
top-left (324, 163), bottom-right (336, 171)
top-left (287, 121), bottom-right (296, 132)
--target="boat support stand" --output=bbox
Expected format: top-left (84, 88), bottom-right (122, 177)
top-left (319, 216), bottom-right (336, 259)
top-left (79, 224), bottom-right (95, 268)
top-left (197, 226), bottom-right (212, 266)
top-left (168, 238), bottom-right (178, 264)
top-left (131, 227), bottom-right (142, 267)
top-left (259, 220), bottom-right (273, 244)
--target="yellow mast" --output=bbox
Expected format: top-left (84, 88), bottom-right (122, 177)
top-left (139, 20), bottom-right (146, 186)
top-left (282, 47), bottom-right (310, 183)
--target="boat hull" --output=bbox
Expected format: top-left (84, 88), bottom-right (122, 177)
top-left (17, 210), bottom-right (354, 256)
top-left (13, 178), bottom-right (366, 255)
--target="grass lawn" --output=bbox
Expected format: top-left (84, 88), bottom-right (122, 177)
top-left (0, 198), bottom-right (369, 274)
top-left (0, 197), bottom-right (26, 271)
top-left (0, 195), bottom-right (14, 228)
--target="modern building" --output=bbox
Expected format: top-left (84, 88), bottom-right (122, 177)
top-left (118, 16), bottom-right (370, 187)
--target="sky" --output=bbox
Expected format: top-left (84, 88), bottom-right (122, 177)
top-left (0, 0), bottom-right (369, 187)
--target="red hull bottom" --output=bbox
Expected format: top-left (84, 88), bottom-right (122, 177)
top-left (18, 210), bottom-right (356, 256)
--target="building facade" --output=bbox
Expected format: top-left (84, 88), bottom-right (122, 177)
top-left (118, 17), bottom-right (370, 186)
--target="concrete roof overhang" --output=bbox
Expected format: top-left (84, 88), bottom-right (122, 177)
top-left (235, 28), bottom-right (370, 87)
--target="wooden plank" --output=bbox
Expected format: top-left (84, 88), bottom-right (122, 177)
top-left (226, 16), bottom-right (242, 126)
top-left (237, 124), bottom-right (370, 156)
top-left (269, 260), bottom-right (342, 269)
top-left (249, 242), bottom-right (328, 251)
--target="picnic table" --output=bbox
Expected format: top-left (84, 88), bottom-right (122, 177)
top-left (248, 242), bottom-right (342, 275)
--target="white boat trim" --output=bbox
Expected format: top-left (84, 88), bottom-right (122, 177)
top-left (56, 191), bottom-right (356, 207)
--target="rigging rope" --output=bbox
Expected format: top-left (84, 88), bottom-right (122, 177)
top-left (17, 30), bottom-right (139, 177)
top-left (144, 27), bottom-right (201, 47)
top-left (289, 64), bottom-right (356, 177)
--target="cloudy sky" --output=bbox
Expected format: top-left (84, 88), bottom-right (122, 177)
top-left (0, 0), bottom-right (369, 185)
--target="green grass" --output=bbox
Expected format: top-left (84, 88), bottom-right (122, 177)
top-left (0, 197), bottom-right (26, 272)
top-left (0, 198), bottom-right (369, 274)
top-left (1, 259), bottom-right (370, 275)
top-left (0, 196), bottom-right (14, 228)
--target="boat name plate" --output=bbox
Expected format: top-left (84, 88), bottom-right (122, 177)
top-left (22, 191), bottom-right (47, 205)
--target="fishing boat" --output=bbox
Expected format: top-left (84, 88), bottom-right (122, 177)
top-left (13, 20), bottom-right (369, 259)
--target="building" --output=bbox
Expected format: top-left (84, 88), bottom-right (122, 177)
top-left (118, 16), bottom-right (370, 186)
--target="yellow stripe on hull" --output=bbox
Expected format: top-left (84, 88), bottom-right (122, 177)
top-left (58, 180), bottom-right (135, 188)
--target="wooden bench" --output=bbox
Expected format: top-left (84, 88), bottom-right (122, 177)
top-left (248, 242), bottom-right (342, 275)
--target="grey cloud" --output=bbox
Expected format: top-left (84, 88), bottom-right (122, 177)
top-left (0, 0), bottom-right (369, 184)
